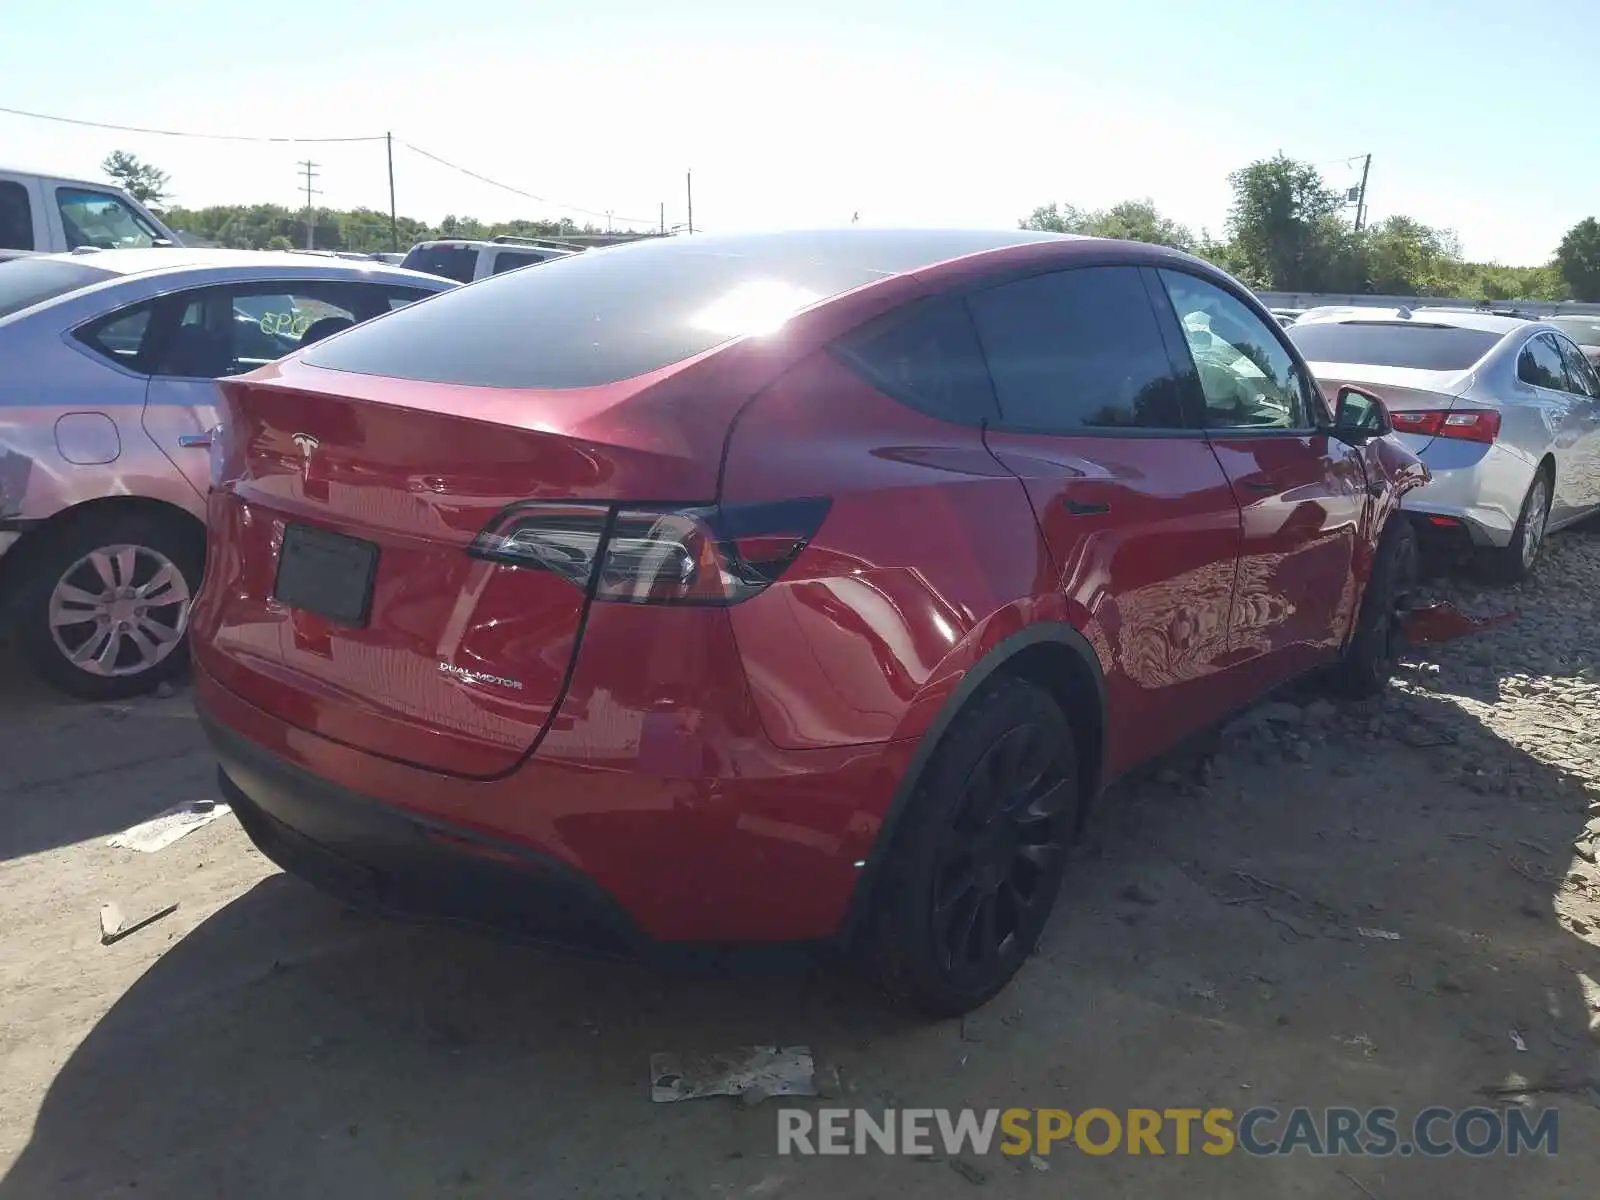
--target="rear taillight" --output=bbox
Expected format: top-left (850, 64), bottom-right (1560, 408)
top-left (469, 497), bottom-right (831, 605)
top-left (1388, 409), bottom-right (1500, 444)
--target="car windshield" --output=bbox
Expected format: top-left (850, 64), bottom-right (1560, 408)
top-left (56, 187), bottom-right (166, 250)
top-left (1288, 321), bottom-right (1501, 371)
top-left (1549, 317), bottom-right (1600, 348)
top-left (0, 258), bottom-right (118, 319)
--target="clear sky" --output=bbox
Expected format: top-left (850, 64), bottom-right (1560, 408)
top-left (2, 0), bottom-right (1592, 263)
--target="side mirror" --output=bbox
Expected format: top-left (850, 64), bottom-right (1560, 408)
top-left (1332, 385), bottom-right (1391, 444)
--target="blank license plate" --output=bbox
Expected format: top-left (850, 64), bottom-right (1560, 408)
top-left (274, 523), bottom-right (379, 627)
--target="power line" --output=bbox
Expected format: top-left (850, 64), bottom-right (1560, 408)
top-left (401, 140), bottom-right (654, 227)
top-left (0, 102), bottom-right (383, 143)
top-left (0, 102), bottom-right (671, 230)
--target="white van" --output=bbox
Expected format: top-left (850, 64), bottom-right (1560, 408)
top-left (0, 168), bottom-right (181, 262)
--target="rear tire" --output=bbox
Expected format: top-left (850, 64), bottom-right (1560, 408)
top-left (869, 677), bottom-right (1078, 1016)
top-left (17, 511), bottom-right (203, 701)
top-left (1328, 516), bottom-right (1417, 699)
top-left (1481, 467), bottom-right (1552, 584)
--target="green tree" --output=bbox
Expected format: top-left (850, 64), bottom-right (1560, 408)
top-left (1021, 198), bottom-right (1193, 250)
top-left (1556, 218), bottom-right (1600, 301)
top-left (1363, 216), bottom-right (1462, 295)
top-left (102, 150), bottom-right (171, 204)
top-left (1225, 154), bottom-right (1345, 290)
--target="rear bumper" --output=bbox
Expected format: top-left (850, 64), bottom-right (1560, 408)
top-left (195, 659), bottom-right (909, 946)
top-left (208, 712), bottom-right (646, 955)
top-left (1399, 437), bottom-right (1538, 548)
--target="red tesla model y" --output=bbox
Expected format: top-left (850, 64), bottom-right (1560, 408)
top-left (192, 229), bottom-right (1426, 1014)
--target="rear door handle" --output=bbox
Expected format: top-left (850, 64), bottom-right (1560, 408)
top-left (1241, 480), bottom-right (1276, 493)
top-left (1062, 498), bottom-right (1110, 516)
top-left (177, 433), bottom-right (213, 448)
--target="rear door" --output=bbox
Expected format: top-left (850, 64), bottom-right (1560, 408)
top-left (967, 264), bottom-right (1247, 771)
top-left (1154, 268), bottom-right (1368, 687)
top-left (1551, 332), bottom-right (1600, 512)
top-left (1517, 332), bottom-right (1589, 520)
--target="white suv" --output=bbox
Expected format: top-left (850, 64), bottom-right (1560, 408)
top-left (398, 235), bottom-right (580, 283)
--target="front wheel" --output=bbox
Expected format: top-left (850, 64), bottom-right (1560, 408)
top-left (868, 677), bottom-right (1079, 1016)
top-left (1328, 516), bottom-right (1418, 699)
top-left (17, 511), bottom-right (203, 700)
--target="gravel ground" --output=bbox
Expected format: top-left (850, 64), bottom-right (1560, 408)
top-left (0, 527), bottom-right (1597, 1199)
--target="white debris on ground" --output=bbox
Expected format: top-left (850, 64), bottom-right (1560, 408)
top-left (650, 1046), bottom-right (818, 1104)
top-left (107, 800), bottom-right (232, 853)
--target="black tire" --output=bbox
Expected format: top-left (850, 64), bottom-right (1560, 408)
top-left (1481, 467), bottom-right (1552, 584)
top-left (869, 677), bottom-right (1079, 1016)
top-left (1328, 516), bottom-right (1418, 699)
top-left (17, 510), bottom-right (203, 701)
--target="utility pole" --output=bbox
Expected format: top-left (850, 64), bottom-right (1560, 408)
top-left (385, 132), bottom-right (398, 252)
top-left (659, 202), bottom-right (665, 235)
top-left (297, 160), bottom-right (320, 250)
top-left (606, 210), bottom-right (614, 233)
top-left (1353, 153), bottom-right (1372, 233)
top-left (686, 170), bottom-right (694, 235)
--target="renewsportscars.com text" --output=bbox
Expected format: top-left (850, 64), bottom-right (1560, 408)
top-left (778, 1106), bottom-right (1559, 1158)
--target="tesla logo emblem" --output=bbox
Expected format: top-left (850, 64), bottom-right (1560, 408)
top-left (292, 433), bottom-right (319, 457)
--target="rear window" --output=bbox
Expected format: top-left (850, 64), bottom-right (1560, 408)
top-left (305, 242), bottom-right (891, 389)
top-left (399, 244), bottom-right (478, 283)
top-left (1549, 317), bottom-right (1600, 348)
top-left (1288, 322), bottom-right (1500, 371)
top-left (0, 258), bottom-right (118, 319)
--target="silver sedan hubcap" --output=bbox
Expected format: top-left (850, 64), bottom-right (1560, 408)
top-left (1522, 479), bottom-right (1549, 569)
top-left (48, 544), bottom-right (191, 677)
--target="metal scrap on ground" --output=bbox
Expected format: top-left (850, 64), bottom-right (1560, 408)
top-left (98, 900), bottom-right (178, 945)
top-left (649, 1046), bottom-right (817, 1104)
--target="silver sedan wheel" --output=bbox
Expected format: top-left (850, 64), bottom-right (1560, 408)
top-left (47, 543), bottom-right (192, 678)
top-left (1521, 475), bottom-right (1550, 571)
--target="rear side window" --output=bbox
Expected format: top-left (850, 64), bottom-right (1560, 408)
top-left (966, 266), bottom-right (1187, 433)
top-left (0, 258), bottom-right (117, 319)
top-left (400, 245), bottom-right (478, 283)
top-left (1288, 322), bottom-right (1500, 371)
top-left (76, 303), bottom-right (157, 371)
top-left (832, 297), bottom-right (997, 425)
top-left (1517, 333), bottom-right (1568, 390)
top-left (304, 243), bottom-right (889, 389)
top-left (491, 250), bottom-right (547, 274)
top-left (0, 181), bottom-right (32, 250)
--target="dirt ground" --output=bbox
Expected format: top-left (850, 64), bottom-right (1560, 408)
top-left (2, 531), bottom-right (1599, 1199)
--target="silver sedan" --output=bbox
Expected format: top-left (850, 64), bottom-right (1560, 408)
top-left (0, 249), bottom-right (455, 698)
top-left (1289, 307), bottom-right (1600, 581)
